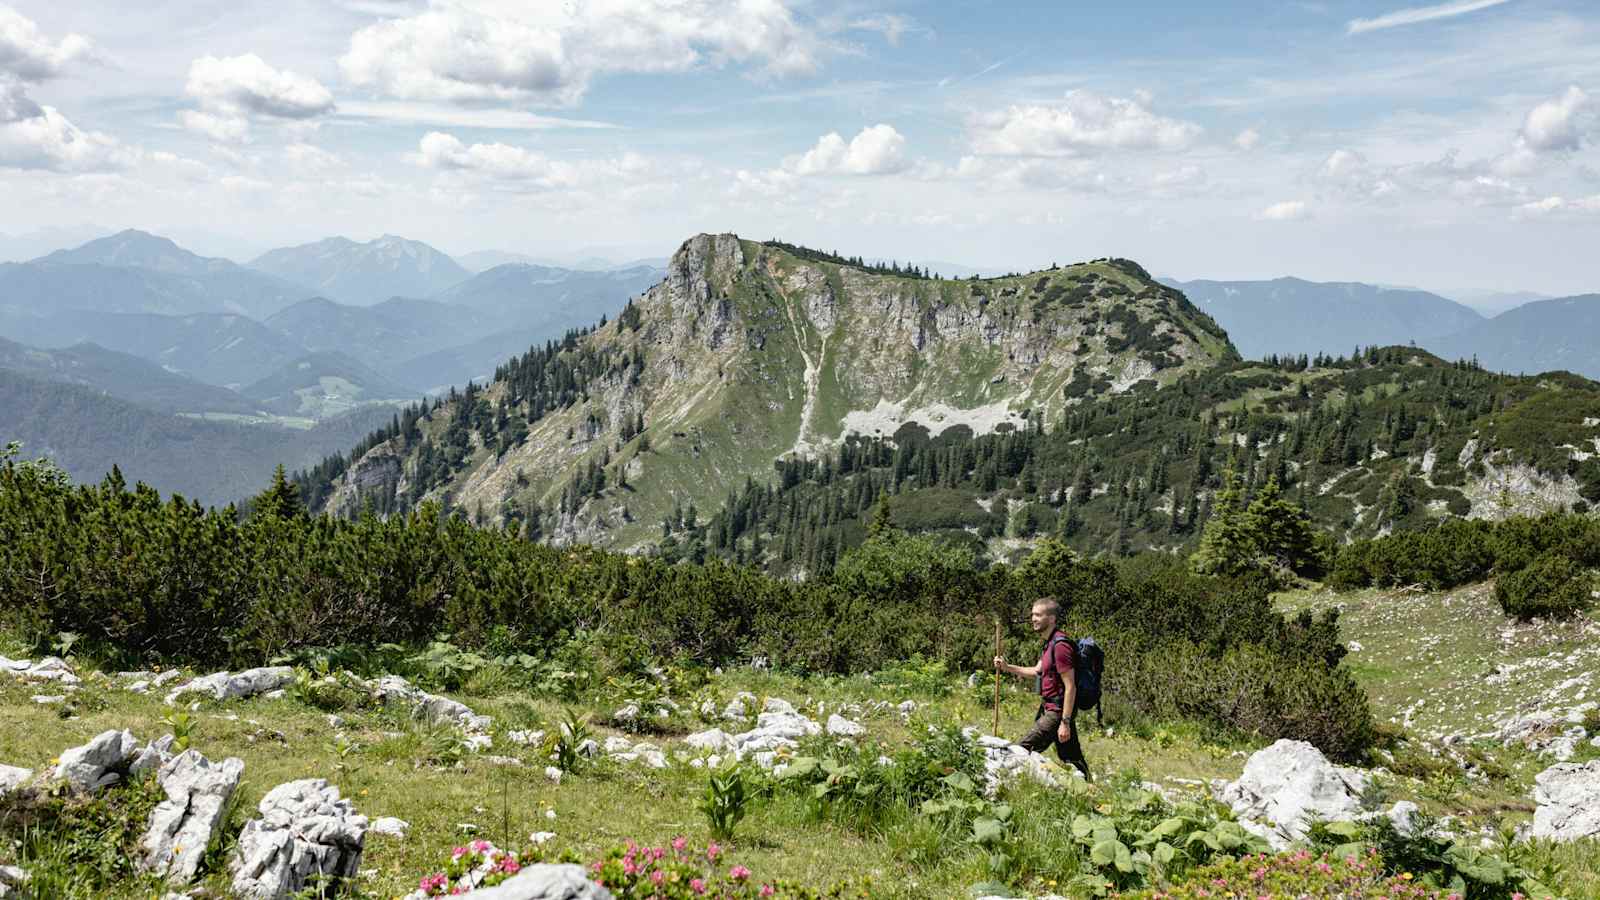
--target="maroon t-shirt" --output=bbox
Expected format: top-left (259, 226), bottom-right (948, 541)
top-left (1038, 631), bottom-right (1077, 713)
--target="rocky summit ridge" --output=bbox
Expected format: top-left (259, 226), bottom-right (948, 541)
top-left (316, 233), bottom-right (1236, 546)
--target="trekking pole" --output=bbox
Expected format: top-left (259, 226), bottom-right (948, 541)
top-left (992, 617), bottom-right (1002, 737)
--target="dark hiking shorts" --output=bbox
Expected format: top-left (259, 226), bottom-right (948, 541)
top-left (1019, 705), bottom-right (1091, 781)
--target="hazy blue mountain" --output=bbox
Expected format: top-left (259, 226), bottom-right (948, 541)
top-left (1162, 277), bottom-right (1484, 359)
top-left (0, 336), bottom-right (262, 416)
top-left (30, 230), bottom-right (311, 318)
top-left (264, 296), bottom-right (493, 377)
top-left (0, 368), bottom-right (398, 505)
top-left (2, 310), bottom-right (307, 388)
top-left (1442, 288), bottom-right (1551, 317)
top-left (385, 326), bottom-right (565, 394)
top-left (240, 351), bottom-right (417, 418)
top-left (437, 262), bottom-right (661, 318)
top-left (1431, 294), bottom-right (1600, 378)
top-left (249, 235), bottom-right (470, 305)
top-left (457, 249), bottom-right (551, 272)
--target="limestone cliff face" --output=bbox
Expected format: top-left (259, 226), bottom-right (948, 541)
top-left (320, 234), bottom-right (1238, 546)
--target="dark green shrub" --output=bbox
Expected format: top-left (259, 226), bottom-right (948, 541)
top-left (1495, 553), bottom-right (1593, 620)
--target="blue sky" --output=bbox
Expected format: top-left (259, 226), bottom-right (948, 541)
top-left (1, 0), bottom-right (1597, 295)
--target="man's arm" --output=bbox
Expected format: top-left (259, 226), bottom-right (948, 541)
top-left (992, 656), bottom-right (1038, 678)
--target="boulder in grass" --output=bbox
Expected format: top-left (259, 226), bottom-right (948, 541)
top-left (0, 765), bottom-right (33, 797)
top-left (229, 779), bottom-right (367, 900)
top-left (825, 714), bottom-right (865, 737)
top-left (1530, 760), bottom-right (1600, 842)
top-left (1214, 739), bottom-right (1368, 849)
top-left (140, 750), bottom-right (245, 884)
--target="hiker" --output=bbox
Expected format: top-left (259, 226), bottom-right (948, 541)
top-left (993, 595), bottom-right (1092, 781)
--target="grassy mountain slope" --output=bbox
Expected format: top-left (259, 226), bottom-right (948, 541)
top-left (1166, 277), bottom-right (1483, 360)
top-left (0, 369), bottom-right (398, 504)
top-left (0, 336), bottom-right (261, 416)
top-left (312, 234), bottom-right (1236, 546)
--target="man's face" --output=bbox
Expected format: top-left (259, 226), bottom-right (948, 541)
top-left (1029, 603), bottom-right (1054, 633)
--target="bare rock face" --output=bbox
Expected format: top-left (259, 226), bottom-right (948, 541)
top-left (51, 730), bottom-right (173, 793)
top-left (463, 864), bottom-right (614, 900)
top-left (1215, 739), bottom-right (1368, 849)
top-left (165, 667), bottom-right (293, 704)
top-left (140, 749), bottom-right (245, 884)
top-left (0, 864), bottom-right (29, 898)
top-left (1531, 760), bottom-right (1600, 841)
top-left (229, 779), bottom-right (368, 900)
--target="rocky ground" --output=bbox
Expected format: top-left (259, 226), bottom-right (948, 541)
top-left (2, 583), bottom-right (1600, 899)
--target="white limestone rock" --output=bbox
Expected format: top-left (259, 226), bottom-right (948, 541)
top-left (140, 750), bottom-right (245, 884)
top-left (685, 728), bottom-right (737, 754)
top-left (0, 765), bottom-right (33, 796)
top-left (371, 817), bottom-right (410, 839)
top-left (1215, 739), bottom-right (1369, 850)
top-left (0, 655), bottom-right (79, 685)
top-left (1530, 760), bottom-right (1600, 841)
top-left (825, 714), bottom-right (865, 737)
top-left (457, 863), bottom-right (614, 899)
top-left (229, 779), bottom-right (368, 900)
top-left (166, 667), bottom-right (293, 704)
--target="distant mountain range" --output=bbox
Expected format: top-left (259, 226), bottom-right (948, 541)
top-left (0, 367), bottom-right (397, 505)
top-left (1432, 294), bottom-right (1600, 377)
top-left (0, 230), bottom-right (664, 398)
top-left (1163, 277), bottom-right (1485, 361)
top-left (250, 235), bottom-right (472, 305)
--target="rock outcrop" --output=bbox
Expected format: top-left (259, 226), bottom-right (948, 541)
top-left (140, 749), bottom-right (245, 883)
top-left (51, 730), bottom-right (172, 792)
top-left (1530, 760), bottom-right (1600, 841)
top-left (1215, 739), bottom-right (1368, 849)
top-left (369, 675), bottom-right (493, 734)
top-left (166, 667), bottom-right (293, 704)
top-left (230, 779), bottom-right (368, 900)
top-left (0, 655), bottom-right (79, 684)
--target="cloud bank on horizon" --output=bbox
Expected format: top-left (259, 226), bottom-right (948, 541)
top-left (0, 0), bottom-right (1596, 294)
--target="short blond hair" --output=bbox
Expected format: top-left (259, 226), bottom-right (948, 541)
top-left (1032, 596), bottom-right (1061, 618)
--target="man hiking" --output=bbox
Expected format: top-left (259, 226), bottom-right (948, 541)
top-left (993, 595), bottom-right (1092, 781)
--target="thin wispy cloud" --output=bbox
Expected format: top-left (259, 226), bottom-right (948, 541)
top-left (938, 50), bottom-right (1027, 89)
top-left (1347, 0), bottom-right (1511, 35)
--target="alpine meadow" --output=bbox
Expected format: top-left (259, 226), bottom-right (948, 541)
top-left (3, 2), bottom-right (1600, 900)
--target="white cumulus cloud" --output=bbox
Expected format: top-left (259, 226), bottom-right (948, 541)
top-left (1516, 194), bottom-right (1600, 216)
top-left (0, 104), bottom-right (129, 171)
top-left (1234, 128), bottom-right (1260, 150)
top-left (414, 130), bottom-right (653, 192)
top-left (0, 5), bottom-right (94, 81)
top-left (1517, 85), bottom-right (1589, 153)
top-left (181, 54), bottom-right (335, 143)
top-left (969, 90), bottom-right (1200, 157)
top-left (788, 124), bottom-right (908, 176)
top-left (1257, 200), bottom-right (1309, 221)
top-left (341, 0), bottom-right (820, 106)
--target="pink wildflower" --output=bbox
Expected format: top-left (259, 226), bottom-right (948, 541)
top-left (672, 836), bottom-right (688, 852)
top-left (471, 839), bottom-right (490, 853)
top-left (707, 842), bottom-right (722, 861)
top-left (690, 877), bottom-right (707, 895)
top-left (761, 885), bottom-right (776, 897)
top-left (652, 870), bottom-right (665, 886)
top-left (730, 865), bottom-right (751, 881)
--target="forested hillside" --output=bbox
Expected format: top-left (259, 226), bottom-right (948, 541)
top-left (673, 348), bottom-right (1600, 575)
top-left (302, 234), bottom-right (1238, 547)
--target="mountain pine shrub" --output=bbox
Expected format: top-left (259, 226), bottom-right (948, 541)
top-left (1495, 552), bottom-right (1593, 620)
